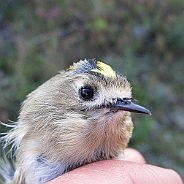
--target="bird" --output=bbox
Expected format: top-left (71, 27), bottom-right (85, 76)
top-left (0, 59), bottom-right (151, 184)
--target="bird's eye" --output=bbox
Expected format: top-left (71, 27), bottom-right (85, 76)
top-left (80, 86), bottom-right (94, 100)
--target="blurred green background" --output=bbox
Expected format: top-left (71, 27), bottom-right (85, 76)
top-left (0, 0), bottom-right (184, 181)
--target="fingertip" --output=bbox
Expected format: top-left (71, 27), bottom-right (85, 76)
top-left (146, 165), bottom-right (183, 184)
top-left (124, 148), bottom-right (146, 164)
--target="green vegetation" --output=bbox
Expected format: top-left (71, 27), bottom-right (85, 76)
top-left (0, 0), bottom-right (184, 180)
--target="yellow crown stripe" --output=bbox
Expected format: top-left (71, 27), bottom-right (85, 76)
top-left (91, 61), bottom-right (116, 78)
top-left (67, 67), bottom-right (73, 71)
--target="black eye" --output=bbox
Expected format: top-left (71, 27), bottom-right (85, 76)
top-left (80, 86), bottom-right (94, 100)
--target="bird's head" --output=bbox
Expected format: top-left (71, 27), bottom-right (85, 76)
top-left (14, 59), bottom-right (150, 164)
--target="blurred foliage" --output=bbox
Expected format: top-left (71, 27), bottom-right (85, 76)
top-left (0, 0), bottom-right (184, 181)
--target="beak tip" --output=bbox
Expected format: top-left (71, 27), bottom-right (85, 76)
top-left (146, 110), bottom-right (152, 115)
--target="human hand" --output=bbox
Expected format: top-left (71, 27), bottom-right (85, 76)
top-left (48, 148), bottom-right (183, 184)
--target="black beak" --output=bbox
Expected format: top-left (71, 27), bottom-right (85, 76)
top-left (111, 98), bottom-right (151, 115)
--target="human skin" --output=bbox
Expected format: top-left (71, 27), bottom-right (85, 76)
top-left (48, 148), bottom-right (183, 184)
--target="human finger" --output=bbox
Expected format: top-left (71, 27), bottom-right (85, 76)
top-left (48, 160), bottom-right (182, 184)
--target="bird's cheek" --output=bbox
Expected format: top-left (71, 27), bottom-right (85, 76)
top-left (113, 110), bottom-right (126, 123)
